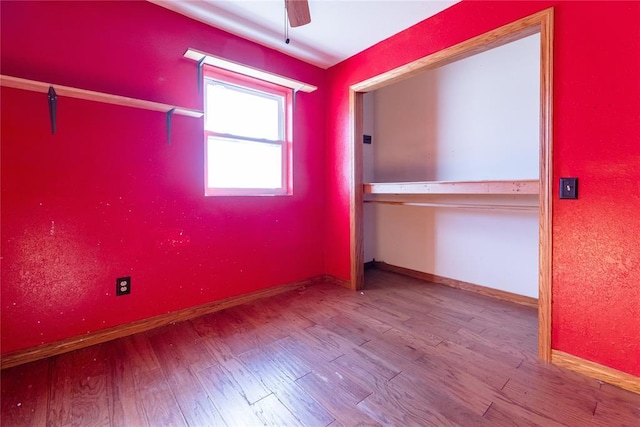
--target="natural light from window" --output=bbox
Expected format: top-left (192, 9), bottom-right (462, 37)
top-left (203, 74), bottom-right (291, 196)
top-left (207, 137), bottom-right (282, 189)
top-left (205, 83), bottom-right (281, 140)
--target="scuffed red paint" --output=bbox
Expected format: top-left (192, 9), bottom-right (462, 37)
top-left (0, 1), bottom-right (326, 354)
top-left (325, 1), bottom-right (639, 376)
top-left (156, 228), bottom-right (191, 250)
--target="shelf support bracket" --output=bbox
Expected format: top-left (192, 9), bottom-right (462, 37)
top-left (197, 57), bottom-right (206, 93)
top-left (166, 108), bottom-right (175, 145)
top-left (293, 89), bottom-right (298, 112)
top-left (47, 86), bottom-right (57, 134)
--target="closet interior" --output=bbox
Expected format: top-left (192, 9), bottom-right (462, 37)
top-left (362, 33), bottom-right (541, 300)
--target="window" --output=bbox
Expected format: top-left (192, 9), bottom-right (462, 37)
top-left (204, 68), bottom-right (293, 196)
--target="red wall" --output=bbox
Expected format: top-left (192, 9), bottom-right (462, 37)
top-left (325, 1), bottom-right (639, 376)
top-left (2, 0), bottom-right (638, 378)
top-left (1, 1), bottom-right (326, 354)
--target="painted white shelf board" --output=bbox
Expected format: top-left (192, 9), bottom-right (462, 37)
top-left (364, 179), bottom-right (539, 195)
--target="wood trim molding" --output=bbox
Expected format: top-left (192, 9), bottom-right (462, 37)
top-left (537, 7), bottom-right (554, 363)
top-left (351, 9), bottom-right (552, 93)
top-left (1, 276), bottom-right (327, 370)
top-left (552, 350), bottom-right (640, 395)
top-left (348, 8), bottom-right (554, 362)
top-left (374, 262), bottom-right (538, 308)
top-left (350, 90), bottom-right (365, 291)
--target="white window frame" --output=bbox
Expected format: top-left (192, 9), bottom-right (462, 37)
top-left (203, 67), bottom-right (293, 196)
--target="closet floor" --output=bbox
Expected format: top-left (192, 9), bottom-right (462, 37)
top-left (2, 269), bottom-right (638, 426)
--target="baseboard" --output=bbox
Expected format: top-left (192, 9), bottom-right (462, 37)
top-left (373, 261), bottom-right (538, 308)
top-left (1, 275), bottom-right (327, 370)
top-left (552, 350), bottom-right (640, 395)
top-left (324, 274), bottom-right (352, 289)
top-left (364, 260), bottom-right (376, 271)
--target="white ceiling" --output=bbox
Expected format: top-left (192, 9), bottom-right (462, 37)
top-left (149, 0), bottom-right (460, 69)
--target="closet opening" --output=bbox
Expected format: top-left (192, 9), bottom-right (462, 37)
top-left (348, 9), bottom-right (553, 361)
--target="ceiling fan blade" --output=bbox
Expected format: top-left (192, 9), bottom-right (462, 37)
top-left (286, 0), bottom-right (311, 27)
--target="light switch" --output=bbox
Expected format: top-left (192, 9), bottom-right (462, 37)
top-left (560, 178), bottom-right (578, 199)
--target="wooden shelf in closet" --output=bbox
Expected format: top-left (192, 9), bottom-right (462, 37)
top-left (363, 179), bottom-right (539, 195)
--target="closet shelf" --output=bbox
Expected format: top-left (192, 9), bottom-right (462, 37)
top-left (364, 179), bottom-right (539, 195)
top-left (364, 200), bottom-right (538, 211)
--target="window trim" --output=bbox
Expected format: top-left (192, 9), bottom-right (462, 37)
top-left (203, 67), bottom-right (293, 196)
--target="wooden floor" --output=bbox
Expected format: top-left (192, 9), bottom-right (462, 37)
top-left (2, 269), bottom-right (639, 426)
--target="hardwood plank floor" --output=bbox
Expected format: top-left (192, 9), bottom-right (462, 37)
top-left (2, 269), bottom-right (639, 426)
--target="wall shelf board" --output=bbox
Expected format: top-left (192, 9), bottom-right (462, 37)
top-left (0, 74), bottom-right (204, 118)
top-left (365, 200), bottom-right (538, 211)
top-left (184, 48), bottom-right (317, 93)
top-left (364, 179), bottom-right (539, 195)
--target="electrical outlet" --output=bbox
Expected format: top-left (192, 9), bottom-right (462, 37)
top-left (559, 178), bottom-right (578, 199)
top-left (116, 277), bottom-right (131, 296)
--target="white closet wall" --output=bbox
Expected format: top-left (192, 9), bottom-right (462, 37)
top-left (364, 34), bottom-right (540, 298)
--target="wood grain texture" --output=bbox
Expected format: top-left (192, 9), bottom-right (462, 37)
top-left (365, 199), bottom-right (538, 211)
top-left (0, 359), bottom-right (49, 426)
top-left (1, 276), bottom-right (324, 369)
top-left (552, 350), bottom-right (640, 395)
top-left (0, 74), bottom-right (203, 117)
top-left (107, 339), bottom-right (149, 427)
top-left (364, 179), bottom-right (539, 195)
top-left (374, 261), bottom-right (538, 308)
top-left (2, 270), bottom-right (638, 425)
top-left (285, 0), bottom-right (311, 28)
top-left (134, 368), bottom-right (187, 426)
top-left (238, 346), bottom-right (334, 426)
top-left (500, 376), bottom-right (599, 426)
top-left (195, 363), bottom-right (266, 426)
top-left (148, 328), bottom-right (225, 425)
top-left (537, 6), bottom-right (554, 364)
top-left (350, 90), bottom-right (365, 291)
top-left (67, 346), bottom-right (111, 426)
top-left (349, 8), bottom-right (554, 362)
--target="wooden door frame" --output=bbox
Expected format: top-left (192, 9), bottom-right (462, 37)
top-left (348, 8), bottom-right (554, 361)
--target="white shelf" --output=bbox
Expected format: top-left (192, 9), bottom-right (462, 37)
top-left (364, 179), bottom-right (539, 195)
top-left (184, 48), bottom-right (317, 93)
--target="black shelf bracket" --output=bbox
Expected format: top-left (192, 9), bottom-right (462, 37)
top-left (166, 108), bottom-right (175, 145)
top-left (197, 57), bottom-right (206, 93)
top-left (47, 86), bottom-right (57, 134)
